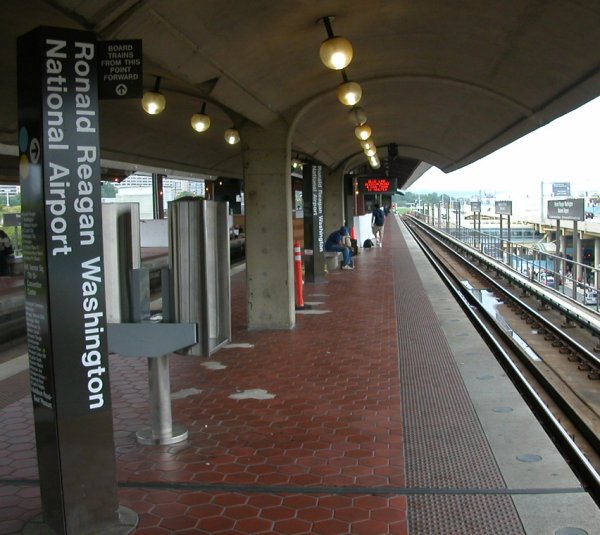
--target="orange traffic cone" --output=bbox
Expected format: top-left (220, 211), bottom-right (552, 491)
top-left (293, 241), bottom-right (304, 309)
top-left (350, 226), bottom-right (359, 255)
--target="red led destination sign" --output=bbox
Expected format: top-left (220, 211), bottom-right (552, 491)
top-left (357, 177), bottom-right (397, 193)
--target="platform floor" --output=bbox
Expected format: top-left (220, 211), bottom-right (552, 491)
top-left (0, 215), bottom-right (599, 534)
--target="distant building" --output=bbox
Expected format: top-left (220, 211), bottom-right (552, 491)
top-left (0, 185), bottom-right (20, 202)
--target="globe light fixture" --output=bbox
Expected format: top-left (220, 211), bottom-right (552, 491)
top-left (191, 102), bottom-right (211, 132)
top-left (364, 146), bottom-right (377, 157)
top-left (360, 138), bottom-right (375, 150)
top-left (142, 76), bottom-right (166, 115)
top-left (355, 123), bottom-right (372, 141)
top-left (337, 79), bottom-right (362, 106)
top-left (224, 127), bottom-right (240, 145)
top-left (319, 16), bottom-right (353, 70)
top-left (369, 155), bottom-right (381, 169)
top-left (347, 106), bottom-right (367, 126)
top-left (320, 37), bottom-right (353, 70)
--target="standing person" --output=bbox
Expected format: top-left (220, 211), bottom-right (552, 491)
top-left (371, 203), bottom-right (385, 247)
top-left (0, 230), bottom-right (14, 276)
top-left (325, 227), bottom-right (354, 270)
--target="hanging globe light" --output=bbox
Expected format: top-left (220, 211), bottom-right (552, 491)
top-left (355, 123), bottom-right (372, 141)
top-left (319, 16), bottom-right (354, 70)
top-left (369, 155), bottom-right (380, 169)
top-left (141, 77), bottom-right (166, 115)
top-left (191, 102), bottom-right (211, 132)
top-left (224, 127), bottom-right (240, 145)
top-left (320, 36), bottom-right (353, 70)
top-left (347, 106), bottom-right (367, 126)
top-left (360, 138), bottom-right (375, 150)
top-left (337, 80), bottom-right (362, 106)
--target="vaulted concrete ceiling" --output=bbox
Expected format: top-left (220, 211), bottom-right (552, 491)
top-left (2, 0), bottom-right (600, 188)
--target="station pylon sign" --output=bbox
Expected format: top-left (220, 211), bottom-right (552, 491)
top-left (17, 26), bottom-right (133, 534)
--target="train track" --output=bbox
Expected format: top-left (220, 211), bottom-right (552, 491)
top-left (0, 244), bottom-right (247, 347)
top-left (403, 215), bottom-right (600, 506)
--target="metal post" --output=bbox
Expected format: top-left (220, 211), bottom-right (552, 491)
top-left (507, 215), bottom-right (511, 267)
top-left (573, 221), bottom-right (580, 300)
top-left (595, 236), bottom-right (600, 291)
top-left (136, 355), bottom-right (188, 445)
top-left (556, 220), bottom-right (561, 291)
top-left (128, 267), bottom-right (189, 446)
top-left (152, 173), bottom-right (165, 220)
top-left (150, 356), bottom-right (173, 438)
top-left (499, 215), bottom-right (504, 261)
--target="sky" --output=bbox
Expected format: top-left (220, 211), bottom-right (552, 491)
top-left (410, 95), bottom-right (600, 199)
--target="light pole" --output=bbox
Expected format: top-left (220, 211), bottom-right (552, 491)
top-left (540, 181), bottom-right (547, 220)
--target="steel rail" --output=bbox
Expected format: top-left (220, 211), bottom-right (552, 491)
top-left (408, 215), bottom-right (600, 337)
top-left (403, 217), bottom-right (600, 507)
top-left (406, 216), bottom-right (600, 454)
top-left (408, 216), bottom-right (600, 373)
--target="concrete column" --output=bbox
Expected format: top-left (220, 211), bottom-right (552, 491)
top-left (241, 122), bottom-right (294, 330)
top-left (560, 230), bottom-right (567, 280)
top-left (324, 166), bottom-right (344, 235)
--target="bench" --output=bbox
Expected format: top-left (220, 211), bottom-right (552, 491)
top-left (324, 251), bottom-right (342, 271)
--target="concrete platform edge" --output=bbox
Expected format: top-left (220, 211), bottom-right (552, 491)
top-left (398, 217), bottom-right (600, 535)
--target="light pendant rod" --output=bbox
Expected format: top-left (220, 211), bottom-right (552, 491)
top-left (322, 16), bottom-right (335, 38)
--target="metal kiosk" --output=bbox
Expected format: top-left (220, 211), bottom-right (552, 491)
top-left (104, 203), bottom-right (197, 446)
top-left (169, 198), bottom-right (232, 357)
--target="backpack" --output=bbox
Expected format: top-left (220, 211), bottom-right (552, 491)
top-left (363, 239), bottom-right (374, 248)
top-left (373, 209), bottom-right (384, 226)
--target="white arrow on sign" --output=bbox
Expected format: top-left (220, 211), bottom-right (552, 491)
top-left (30, 138), bottom-right (40, 164)
top-left (115, 84), bottom-right (128, 96)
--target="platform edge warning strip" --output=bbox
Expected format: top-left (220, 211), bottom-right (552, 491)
top-left (390, 217), bottom-right (525, 534)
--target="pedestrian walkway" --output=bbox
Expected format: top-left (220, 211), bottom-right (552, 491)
top-left (1, 215), bottom-right (598, 534)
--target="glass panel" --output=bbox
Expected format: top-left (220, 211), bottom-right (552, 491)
top-left (101, 173), bottom-right (207, 221)
top-left (0, 184), bottom-right (21, 255)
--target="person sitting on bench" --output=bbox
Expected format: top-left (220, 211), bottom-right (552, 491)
top-left (325, 227), bottom-right (354, 270)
